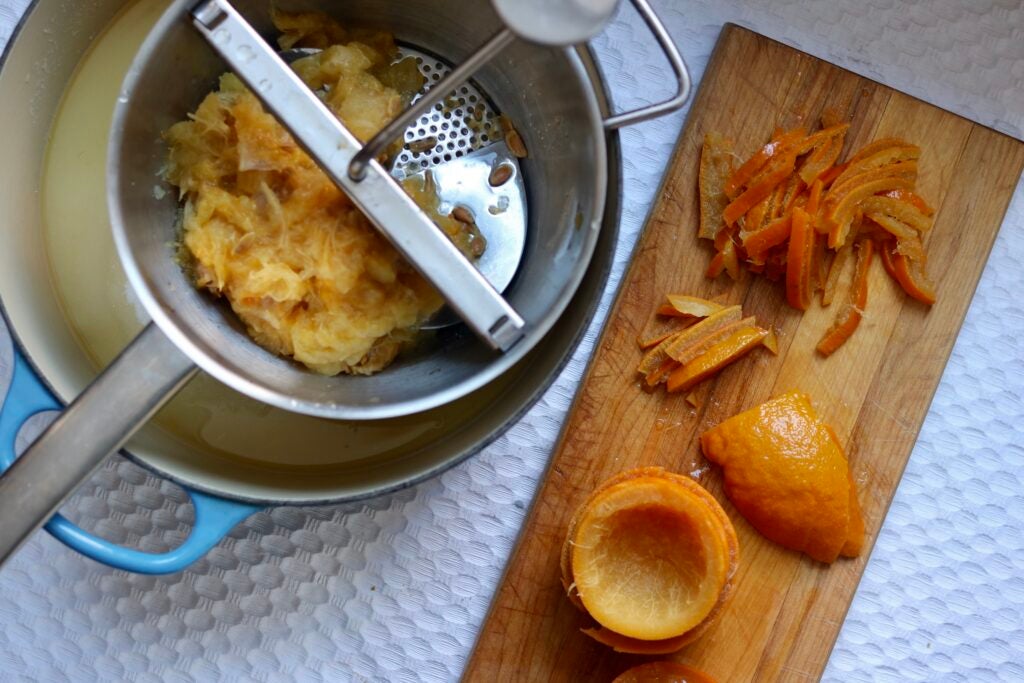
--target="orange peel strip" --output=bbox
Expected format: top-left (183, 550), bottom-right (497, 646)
top-left (893, 252), bottom-right (937, 305)
top-left (821, 243), bottom-right (850, 306)
top-left (668, 316), bottom-right (757, 365)
top-left (743, 214), bottom-right (792, 264)
top-left (662, 305), bottom-right (743, 362)
top-left (666, 295), bottom-right (725, 318)
top-left (860, 195), bottom-right (932, 233)
top-left (825, 173), bottom-right (916, 248)
top-left (698, 133), bottom-right (735, 240)
top-left (722, 152), bottom-right (797, 227)
top-left (724, 128), bottom-right (806, 199)
top-left (865, 211), bottom-right (918, 242)
top-left (817, 239), bottom-right (873, 356)
top-left (832, 138), bottom-right (919, 188)
top-left (882, 188), bottom-right (935, 216)
top-left (786, 206), bottom-right (815, 310)
top-left (666, 326), bottom-right (768, 393)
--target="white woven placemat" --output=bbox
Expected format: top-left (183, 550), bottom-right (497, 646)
top-left (1, 1), bottom-right (1023, 681)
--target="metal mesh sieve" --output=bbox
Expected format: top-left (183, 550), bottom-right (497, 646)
top-left (394, 47), bottom-right (505, 171)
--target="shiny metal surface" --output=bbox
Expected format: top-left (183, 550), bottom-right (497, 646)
top-left (106, 0), bottom-right (610, 421)
top-left (492, 0), bottom-right (619, 46)
top-left (189, 0), bottom-right (525, 352)
top-left (349, 28), bottom-right (515, 181)
top-left (0, 323), bottom-right (196, 567)
top-left (410, 142), bottom-right (527, 327)
top-left (602, 0), bottom-right (691, 129)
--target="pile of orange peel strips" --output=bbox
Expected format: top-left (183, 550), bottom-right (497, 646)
top-left (636, 296), bottom-right (774, 396)
top-left (699, 111), bottom-right (937, 355)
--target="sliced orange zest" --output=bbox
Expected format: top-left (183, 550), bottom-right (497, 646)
top-left (814, 226), bottom-right (829, 290)
top-left (841, 136), bottom-right (918, 168)
top-left (568, 470), bottom-right (736, 640)
top-left (721, 239), bottom-right (741, 280)
top-left (744, 192), bottom-right (771, 233)
top-left (665, 295), bottom-right (725, 318)
top-left (865, 212), bottom-right (918, 242)
top-left (668, 316), bottom-right (757, 366)
top-left (786, 207), bottom-right (815, 310)
top-left (882, 188), bottom-right (934, 216)
top-left (894, 234), bottom-right (927, 262)
top-left (893, 252), bottom-right (937, 305)
top-left (613, 661), bottom-right (719, 683)
top-left (698, 132), bottom-right (735, 240)
top-left (666, 326), bottom-right (768, 393)
top-left (817, 239), bottom-right (873, 356)
top-left (705, 251), bottom-right (726, 278)
top-left (828, 160), bottom-right (919, 204)
top-left (779, 172), bottom-right (807, 216)
top-left (638, 328), bottom-right (684, 350)
top-left (805, 178), bottom-right (824, 216)
top-left (798, 127), bottom-right (848, 185)
top-left (724, 128), bottom-right (806, 199)
top-left (637, 328), bottom-right (687, 376)
top-left (877, 238), bottom-right (899, 281)
top-left (743, 215), bottom-right (792, 264)
top-left (795, 122), bottom-right (850, 156)
top-left (662, 305), bottom-right (744, 362)
top-left (859, 195), bottom-right (932, 233)
top-left (818, 161), bottom-right (849, 187)
top-left (722, 151), bottom-right (797, 227)
top-left (825, 173), bottom-right (916, 248)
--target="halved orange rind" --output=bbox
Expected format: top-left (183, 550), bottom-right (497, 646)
top-left (561, 467), bottom-right (738, 652)
top-left (612, 661), bottom-right (719, 683)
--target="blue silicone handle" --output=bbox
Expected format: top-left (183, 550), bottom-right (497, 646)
top-left (0, 345), bottom-right (260, 574)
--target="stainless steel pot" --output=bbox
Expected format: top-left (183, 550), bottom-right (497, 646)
top-left (0, 0), bottom-right (687, 572)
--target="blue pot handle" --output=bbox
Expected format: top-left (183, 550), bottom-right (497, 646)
top-left (0, 345), bottom-right (260, 575)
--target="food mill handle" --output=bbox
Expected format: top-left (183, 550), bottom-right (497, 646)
top-left (192, 0), bottom-right (527, 352)
top-left (602, 0), bottom-right (692, 129)
top-left (0, 323), bottom-right (196, 569)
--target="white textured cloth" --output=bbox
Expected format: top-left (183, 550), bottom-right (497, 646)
top-left (0, 1), bottom-right (1022, 681)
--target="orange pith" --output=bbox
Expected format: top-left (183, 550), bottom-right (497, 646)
top-left (612, 661), bottom-right (719, 683)
top-left (562, 468), bottom-right (738, 652)
top-left (700, 392), bottom-right (864, 563)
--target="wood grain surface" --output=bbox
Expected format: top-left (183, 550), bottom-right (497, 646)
top-left (464, 24), bottom-right (1024, 683)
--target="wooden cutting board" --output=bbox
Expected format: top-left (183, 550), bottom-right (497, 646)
top-left (464, 24), bottom-right (1024, 683)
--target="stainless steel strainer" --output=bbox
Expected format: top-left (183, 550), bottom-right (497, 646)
top-left (0, 0), bottom-right (690, 565)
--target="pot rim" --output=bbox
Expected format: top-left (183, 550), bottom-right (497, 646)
top-left (0, 0), bottom-right (625, 504)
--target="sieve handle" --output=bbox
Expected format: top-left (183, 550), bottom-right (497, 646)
top-left (0, 323), bottom-right (197, 568)
top-left (191, 0), bottom-right (526, 353)
top-left (602, 0), bottom-right (691, 129)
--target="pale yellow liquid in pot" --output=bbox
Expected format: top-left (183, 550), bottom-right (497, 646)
top-left (41, 0), bottom-right (493, 468)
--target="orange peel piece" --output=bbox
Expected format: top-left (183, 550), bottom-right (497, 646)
top-left (662, 306), bottom-right (744, 363)
top-left (700, 392), bottom-right (864, 563)
top-left (724, 128), bottom-right (806, 199)
top-left (785, 206), bottom-right (815, 310)
top-left (698, 133), bottom-right (735, 240)
top-left (612, 661), bottom-right (719, 683)
top-left (666, 325), bottom-right (768, 393)
top-left (562, 468), bottom-right (739, 652)
top-left (666, 295), bottom-right (726, 318)
top-left (817, 239), bottom-right (873, 356)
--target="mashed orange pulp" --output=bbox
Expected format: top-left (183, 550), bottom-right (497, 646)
top-left (164, 12), bottom-right (483, 375)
